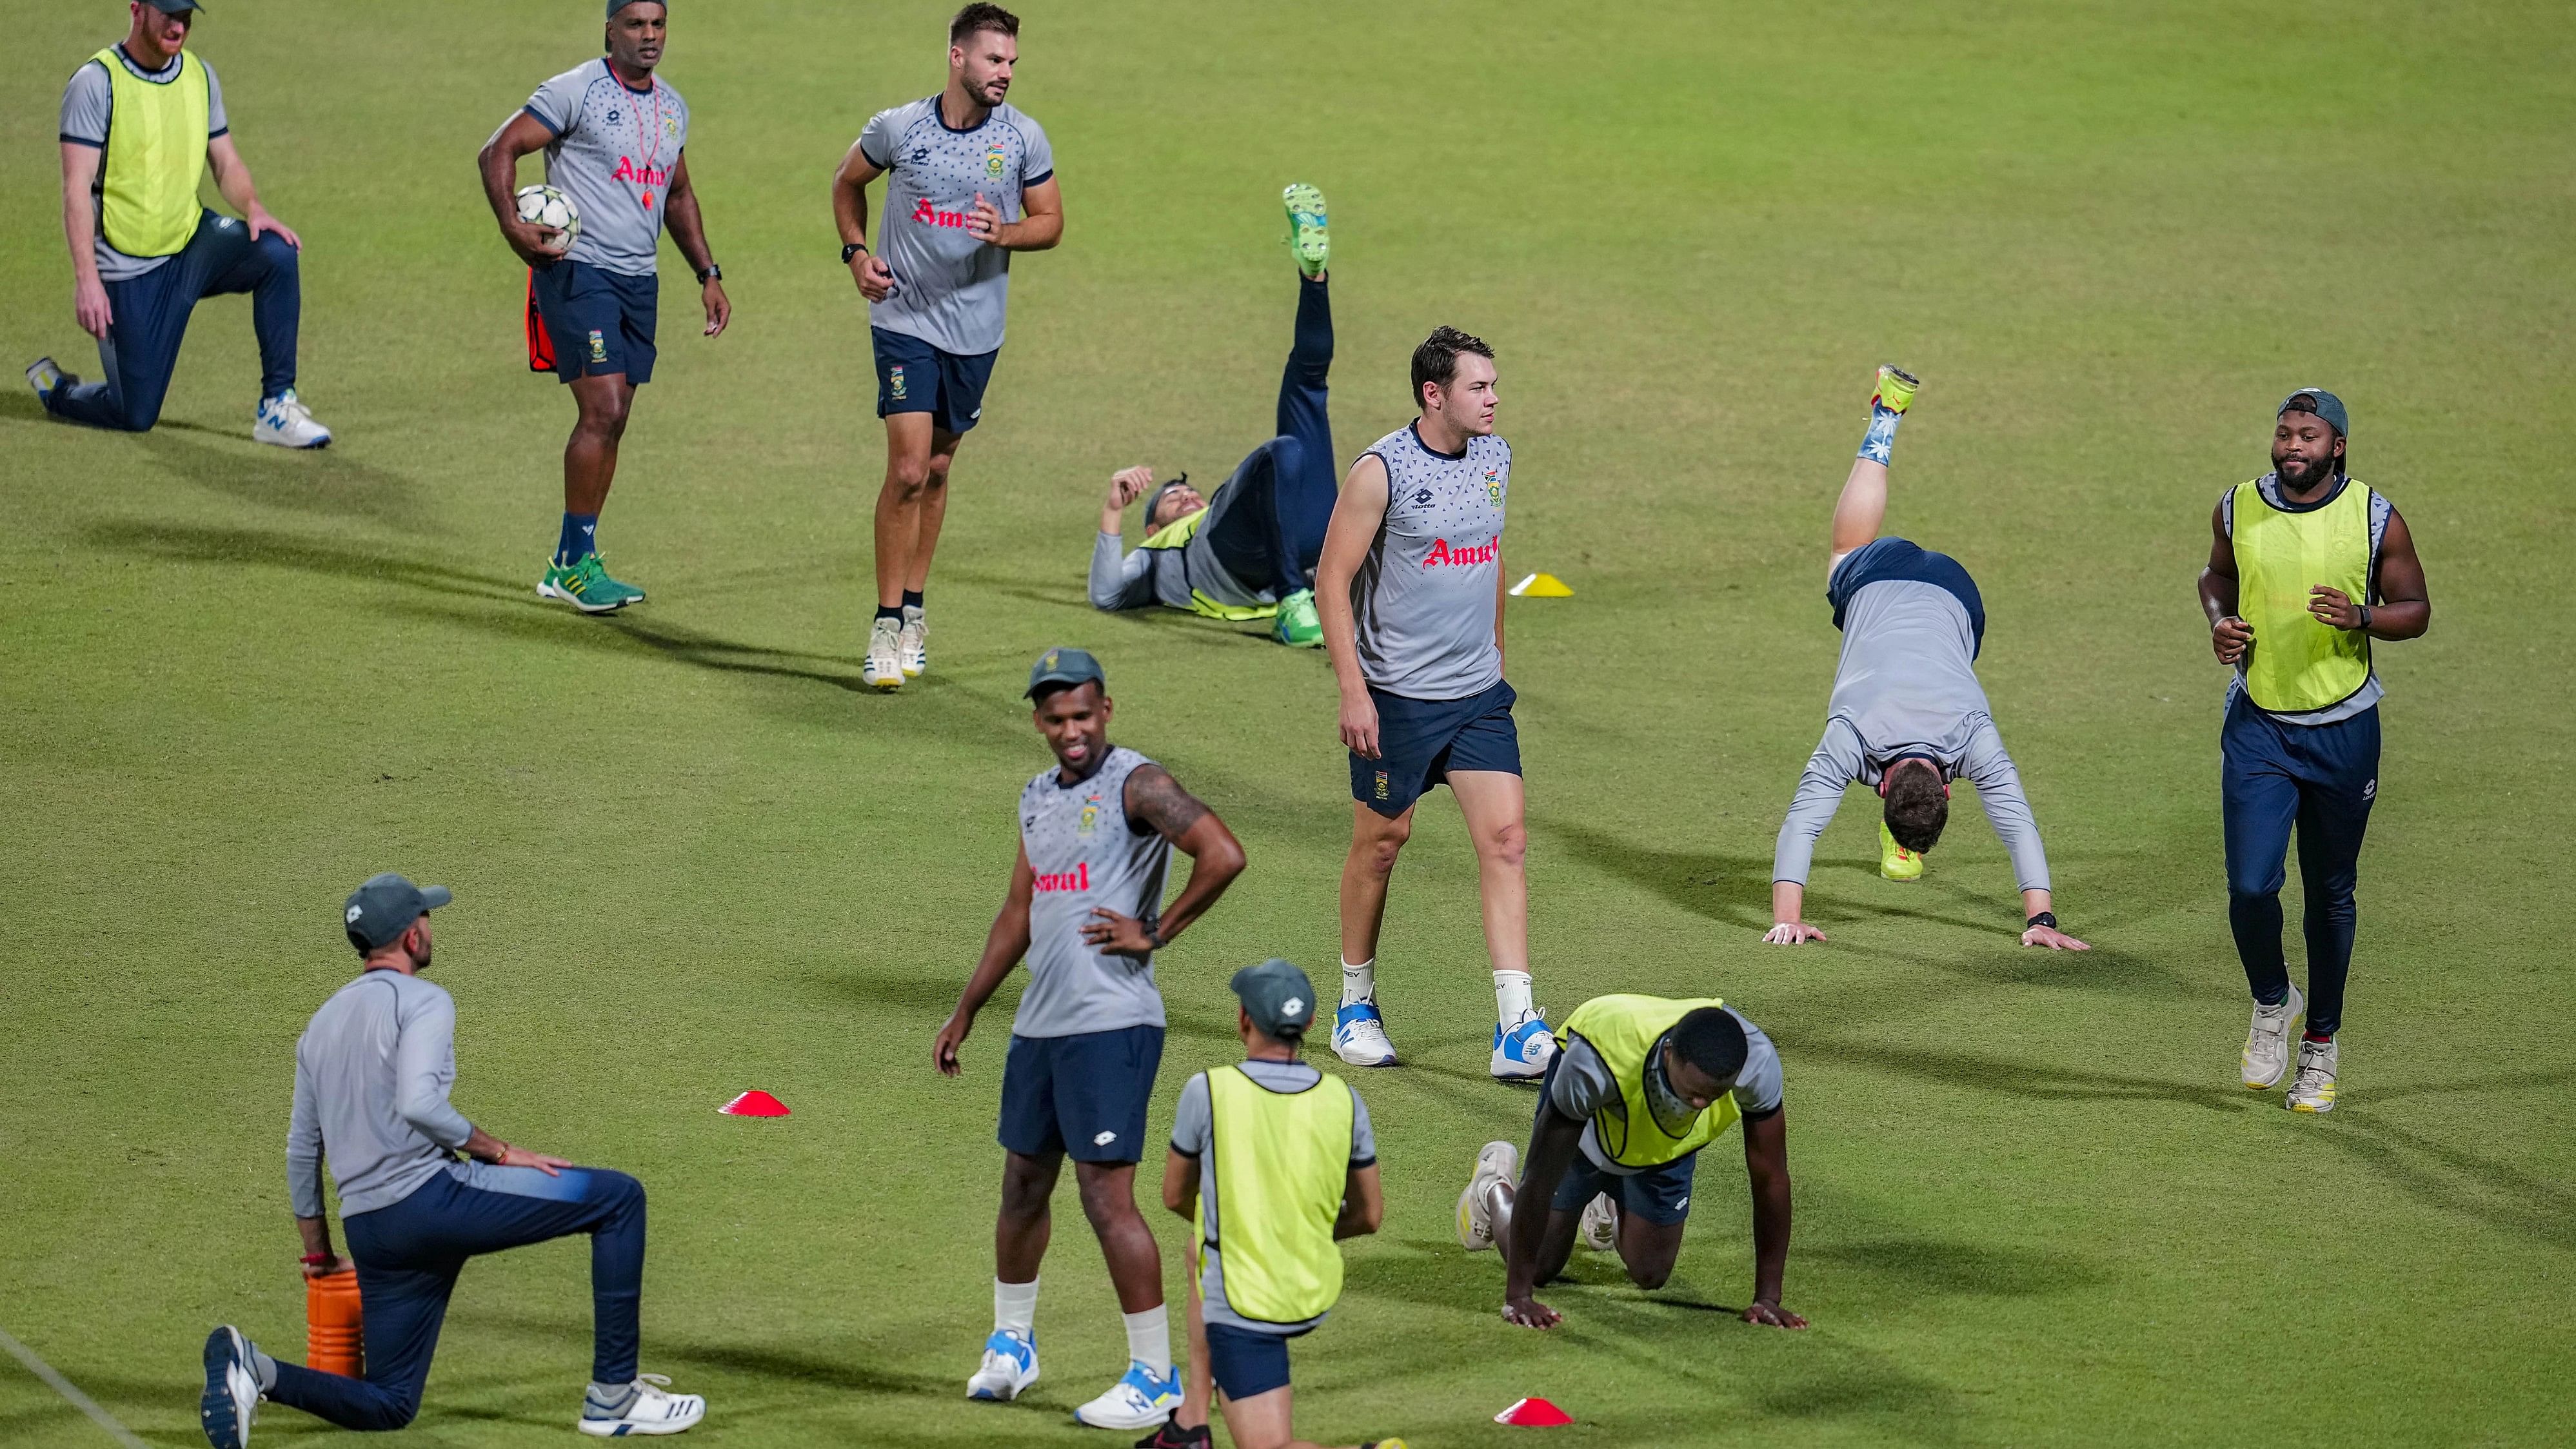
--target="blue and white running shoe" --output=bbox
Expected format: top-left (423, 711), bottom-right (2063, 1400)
top-left (1491, 1008), bottom-right (1557, 1081)
top-left (1073, 1360), bottom-right (1183, 1430)
top-left (201, 1325), bottom-right (261, 1449)
top-left (1333, 1000), bottom-right (1399, 1067)
top-left (966, 1328), bottom-right (1039, 1402)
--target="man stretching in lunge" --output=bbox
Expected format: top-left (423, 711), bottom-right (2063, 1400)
top-left (1455, 992), bottom-right (1804, 1334)
top-left (934, 649), bottom-right (1246, 1429)
top-left (836, 4), bottom-right (1064, 687)
top-left (479, 0), bottom-right (731, 614)
top-left (1765, 367), bottom-right (2090, 952)
top-left (1088, 184), bottom-right (1337, 647)
top-left (1314, 328), bottom-right (1556, 1080)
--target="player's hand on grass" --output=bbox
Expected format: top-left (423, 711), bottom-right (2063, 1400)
top-left (965, 192), bottom-right (1005, 245)
top-left (1081, 907), bottom-right (1157, 959)
top-left (2307, 585), bottom-right (2364, 631)
top-left (496, 1145), bottom-right (572, 1176)
top-left (244, 205), bottom-right (301, 250)
top-left (1501, 1295), bottom-right (1561, 1330)
top-left (501, 217), bottom-right (568, 267)
top-left (2210, 614), bottom-right (2253, 665)
top-left (934, 1012), bottom-right (973, 1077)
top-left (1762, 922), bottom-right (1826, 945)
top-left (74, 275), bottom-right (113, 339)
top-left (2021, 923), bottom-right (2090, 951)
top-left (1742, 1300), bottom-right (1807, 1330)
top-left (1339, 692), bottom-right (1382, 759)
top-left (700, 279), bottom-right (730, 339)
top-left (1107, 466), bottom-right (1155, 509)
top-left (853, 252), bottom-right (895, 302)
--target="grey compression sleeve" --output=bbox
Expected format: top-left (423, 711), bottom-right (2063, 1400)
top-left (1089, 531), bottom-right (1154, 612)
top-left (1772, 719), bottom-right (1867, 885)
top-left (1959, 717), bottom-right (2052, 892)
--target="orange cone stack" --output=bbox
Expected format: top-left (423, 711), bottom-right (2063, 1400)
top-left (306, 1268), bottom-right (364, 1377)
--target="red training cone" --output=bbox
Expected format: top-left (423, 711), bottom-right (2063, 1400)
top-left (1494, 1397), bottom-right (1574, 1426)
top-left (718, 1090), bottom-right (790, 1117)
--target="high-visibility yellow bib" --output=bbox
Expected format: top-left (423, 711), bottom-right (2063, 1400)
top-left (1561, 994), bottom-right (1740, 1169)
top-left (1140, 506), bottom-right (1281, 622)
top-left (1205, 1064), bottom-right (1352, 1324)
top-left (2232, 477), bottom-right (2373, 713)
top-left (94, 47), bottom-right (210, 259)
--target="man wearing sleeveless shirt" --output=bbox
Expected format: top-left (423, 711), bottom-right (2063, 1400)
top-left (933, 649), bottom-right (1245, 1430)
top-left (1765, 367), bottom-right (2091, 955)
top-left (2199, 389), bottom-right (2429, 1112)
top-left (1313, 327), bottom-right (1557, 1083)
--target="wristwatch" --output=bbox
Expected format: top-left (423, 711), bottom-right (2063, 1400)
top-left (2026, 911), bottom-right (2059, 932)
top-left (1144, 923), bottom-right (1166, 951)
top-left (694, 263), bottom-right (722, 284)
top-left (2355, 603), bottom-right (2374, 633)
top-left (842, 242), bottom-right (869, 264)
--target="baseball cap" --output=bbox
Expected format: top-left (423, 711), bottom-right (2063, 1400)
top-left (1147, 475), bottom-right (1193, 527)
top-left (143, 0), bottom-right (203, 14)
top-left (1229, 958), bottom-right (1319, 1040)
top-left (608, 0), bottom-right (666, 15)
top-left (1025, 647), bottom-right (1107, 700)
top-left (2278, 388), bottom-right (2350, 439)
top-left (344, 873), bottom-right (451, 953)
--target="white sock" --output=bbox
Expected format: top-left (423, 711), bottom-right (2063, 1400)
top-left (1494, 970), bottom-right (1534, 1024)
top-left (995, 1277), bottom-right (1038, 1336)
top-left (1341, 957), bottom-right (1376, 1007)
top-left (1123, 1304), bottom-right (1173, 1377)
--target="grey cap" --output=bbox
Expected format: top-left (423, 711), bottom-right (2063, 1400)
top-left (344, 873), bottom-right (451, 953)
top-left (1026, 647), bottom-right (1107, 700)
top-left (1147, 475), bottom-right (1193, 528)
top-left (2279, 387), bottom-right (2350, 439)
top-left (1229, 958), bottom-right (1319, 1039)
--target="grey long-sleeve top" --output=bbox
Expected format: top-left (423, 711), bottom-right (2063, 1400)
top-left (286, 971), bottom-right (474, 1218)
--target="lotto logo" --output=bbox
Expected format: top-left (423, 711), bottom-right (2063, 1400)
top-left (1034, 862), bottom-right (1091, 892)
top-left (1423, 537), bottom-right (1498, 568)
top-left (1093, 1130), bottom-right (1118, 1147)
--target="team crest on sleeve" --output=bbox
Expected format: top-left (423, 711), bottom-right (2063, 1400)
top-left (1078, 791), bottom-right (1102, 836)
top-left (985, 143), bottom-right (1007, 179)
top-left (1483, 466), bottom-right (1503, 506)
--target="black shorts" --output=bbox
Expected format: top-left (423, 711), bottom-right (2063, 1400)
top-left (996, 1025), bottom-right (1164, 1164)
top-left (531, 258), bottom-right (658, 384)
top-left (1204, 1321), bottom-right (1306, 1401)
top-left (873, 326), bottom-right (998, 434)
top-left (1349, 680), bottom-right (1521, 818)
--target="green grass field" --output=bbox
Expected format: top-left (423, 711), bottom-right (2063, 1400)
top-left (5, 1), bottom-right (2573, 1444)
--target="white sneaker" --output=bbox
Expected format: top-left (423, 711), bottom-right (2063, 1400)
top-left (2287, 1037), bottom-right (2339, 1114)
top-left (1578, 1192), bottom-right (1619, 1252)
top-left (864, 617), bottom-right (905, 691)
top-left (1491, 1009), bottom-right (1557, 1081)
top-left (577, 1375), bottom-right (705, 1437)
top-left (252, 389), bottom-right (332, 449)
top-left (965, 1328), bottom-right (1039, 1401)
top-left (1071, 1361), bottom-right (1181, 1430)
top-left (1332, 1000), bottom-right (1398, 1067)
top-left (1454, 1139), bottom-right (1518, 1250)
top-left (2241, 983), bottom-right (2304, 1089)
top-left (199, 1326), bottom-right (261, 1449)
top-left (898, 607), bottom-right (928, 678)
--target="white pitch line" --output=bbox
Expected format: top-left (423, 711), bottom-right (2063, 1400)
top-left (0, 1325), bottom-right (150, 1449)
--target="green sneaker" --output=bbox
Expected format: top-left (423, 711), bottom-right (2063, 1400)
top-left (1871, 364), bottom-right (1919, 415)
top-left (537, 553), bottom-right (646, 614)
top-left (1282, 182), bottom-right (1329, 279)
top-left (1878, 820), bottom-right (1924, 882)
top-left (1273, 588), bottom-right (1323, 647)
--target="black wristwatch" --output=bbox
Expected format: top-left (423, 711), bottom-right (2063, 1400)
top-left (842, 242), bottom-right (869, 264)
top-left (1144, 923), bottom-right (1165, 951)
top-left (695, 263), bottom-right (722, 284)
top-left (2026, 911), bottom-right (2059, 932)
top-left (2355, 603), bottom-right (2374, 633)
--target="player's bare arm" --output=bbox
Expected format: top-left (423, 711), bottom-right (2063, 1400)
top-left (661, 154), bottom-right (728, 337)
top-left (1764, 882), bottom-right (1825, 945)
top-left (205, 134), bottom-right (295, 249)
top-left (2199, 499), bottom-right (2252, 664)
top-left (830, 141), bottom-right (896, 302)
top-left (1160, 1145), bottom-right (1200, 1221)
top-left (1316, 453), bottom-right (1391, 758)
top-left (1740, 1109), bottom-right (1806, 1329)
top-left (2311, 506), bottom-right (2431, 638)
top-left (935, 842), bottom-right (1037, 1075)
top-left (1081, 766), bottom-right (1245, 956)
top-left (1100, 466), bottom-right (1153, 534)
top-left (1500, 1102), bottom-right (1585, 1329)
top-left (478, 111), bottom-right (570, 266)
top-left (59, 142), bottom-right (110, 337)
top-left (967, 175), bottom-right (1062, 250)
top-left (1334, 1163), bottom-right (1385, 1241)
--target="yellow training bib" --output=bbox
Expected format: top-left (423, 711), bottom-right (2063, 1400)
top-left (1205, 1065), bottom-right (1354, 1324)
top-left (94, 47), bottom-right (210, 259)
top-left (1561, 994), bottom-right (1741, 1170)
top-left (2232, 477), bottom-right (2373, 713)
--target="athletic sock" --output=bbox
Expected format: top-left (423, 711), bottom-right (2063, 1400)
top-left (1340, 957), bottom-right (1375, 1007)
top-left (875, 605), bottom-right (906, 628)
top-left (586, 1381), bottom-right (640, 1416)
top-left (902, 589), bottom-right (924, 611)
top-left (556, 512), bottom-right (600, 566)
top-left (2303, 1030), bottom-right (2335, 1045)
top-left (994, 1277), bottom-right (1039, 1336)
top-left (1494, 970), bottom-right (1534, 1025)
top-left (1122, 1303), bottom-right (1173, 1379)
top-left (1859, 402), bottom-right (1904, 465)
top-left (250, 1348), bottom-right (279, 1393)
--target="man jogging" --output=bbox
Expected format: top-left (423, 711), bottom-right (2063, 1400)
top-left (1314, 326), bottom-right (1555, 1081)
top-left (1087, 185), bottom-right (1338, 649)
top-left (28, 0), bottom-right (332, 446)
top-left (1765, 366), bottom-right (2090, 952)
top-left (933, 649), bottom-right (1245, 1430)
top-left (199, 874), bottom-right (704, 1446)
top-left (835, 3), bottom-right (1063, 689)
top-left (1141, 959), bottom-right (1404, 1449)
top-left (479, 0), bottom-right (730, 615)
top-left (2199, 389), bottom-right (2430, 1112)
top-left (1454, 993), bottom-right (1803, 1334)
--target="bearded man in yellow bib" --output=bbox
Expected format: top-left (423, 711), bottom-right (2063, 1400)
top-left (2199, 389), bottom-right (2430, 1114)
top-left (1453, 994), bottom-right (1803, 1333)
top-left (28, 0), bottom-right (330, 446)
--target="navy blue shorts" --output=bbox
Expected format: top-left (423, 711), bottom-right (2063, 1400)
top-left (1204, 1321), bottom-right (1305, 1401)
top-left (1351, 680), bottom-right (1520, 818)
top-left (998, 1025), bottom-right (1164, 1163)
top-left (532, 259), bottom-right (658, 385)
top-left (873, 326), bottom-right (998, 434)
top-left (1532, 1054), bottom-right (1696, 1225)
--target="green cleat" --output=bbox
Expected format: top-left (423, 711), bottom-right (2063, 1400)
top-left (1878, 820), bottom-right (1924, 882)
top-left (537, 553), bottom-right (646, 614)
top-left (1282, 182), bottom-right (1329, 279)
top-left (1273, 588), bottom-right (1323, 647)
top-left (1871, 364), bottom-right (1919, 415)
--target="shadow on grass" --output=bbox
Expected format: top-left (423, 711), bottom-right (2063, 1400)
top-left (136, 424), bottom-right (437, 531)
top-left (2308, 1107), bottom-right (2576, 1254)
top-left (88, 519), bottom-right (520, 603)
top-left (1540, 818), bottom-right (1774, 929)
top-left (1798, 1036), bottom-right (2252, 1114)
top-left (1801, 1236), bottom-right (2104, 1296)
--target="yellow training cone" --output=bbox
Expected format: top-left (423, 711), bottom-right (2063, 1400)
top-left (1509, 573), bottom-right (1574, 598)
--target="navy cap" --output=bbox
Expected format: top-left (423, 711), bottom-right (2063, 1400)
top-left (1026, 647), bottom-right (1107, 700)
top-left (344, 874), bottom-right (451, 953)
top-left (608, 0), bottom-right (666, 16)
top-left (1229, 958), bottom-right (1319, 1039)
top-left (143, 0), bottom-right (203, 13)
top-left (2279, 388), bottom-right (2349, 439)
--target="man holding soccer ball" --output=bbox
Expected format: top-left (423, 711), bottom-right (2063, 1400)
top-left (477, 0), bottom-right (729, 615)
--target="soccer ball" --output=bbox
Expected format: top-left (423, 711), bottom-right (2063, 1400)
top-left (513, 184), bottom-right (580, 253)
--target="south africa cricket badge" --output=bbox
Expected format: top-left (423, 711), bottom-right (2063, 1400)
top-left (588, 330), bottom-right (608, 364)
top-left (889, 364), bottom-right (908, 401)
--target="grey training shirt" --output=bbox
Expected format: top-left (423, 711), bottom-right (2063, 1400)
top-left (857, 97), bottom-right (1053, 357)
top-left (1013, 747), bottom-right (1173, 1038)
top-left (59, 45), bottom-right (232, 281)
top-left (1170, 1059), bottom-right (1377, 1334)
top-left (1550, 1008), bottom-right (1783, 1174)
top-left (524, 61), bottom-right (691, 277)
top-left (1351, 423), bottom-right (1510, 701)
top-left (286, 971), bottom-right (474, 1219)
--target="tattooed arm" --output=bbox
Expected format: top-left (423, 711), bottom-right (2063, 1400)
top-left (1079, 765), bottom-right (1247, 958)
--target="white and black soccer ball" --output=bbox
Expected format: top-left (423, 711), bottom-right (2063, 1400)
top-left (513, 184), bottom-right (580, 253)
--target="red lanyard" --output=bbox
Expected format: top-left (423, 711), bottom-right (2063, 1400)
top-left (625, 72), bottom-right (665, 212)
